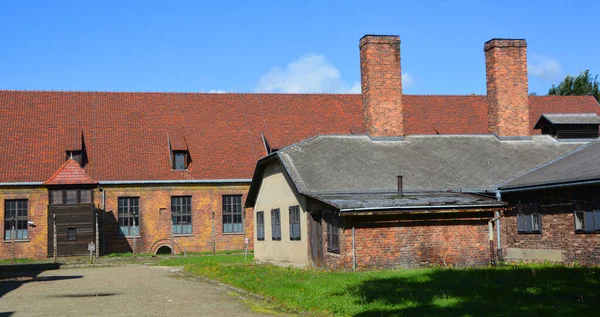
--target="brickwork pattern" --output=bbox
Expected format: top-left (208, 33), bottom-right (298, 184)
top-left (0, 188), bottom-right (48, 259)
top-left (360, 35), bottom-right (404, 137)
top-left (321, 215), bottom-right (490, 269)
top-left (100, 184), bottom-right (253, 255)
top-left (485, 39), bottom-right (530, 136)
top-left (502, 203), bottom-right (600, 265)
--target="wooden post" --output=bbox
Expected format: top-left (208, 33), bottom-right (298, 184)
top-left (95, 211), bottom-right (99, 258)
top-left (170, 220), bottom-right (175, 255)
top-left (132, 215), bottom-right (137, 258)
top-left (212, 211), bottom-right (216, 256)
top-left (53, 214), bottom-right (57, 263)
top-left (10, 217), bottom-right (15, 264)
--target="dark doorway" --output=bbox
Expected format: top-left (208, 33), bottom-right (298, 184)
top-left (155, 245), bottom-right (172, 255)
top-left (310, 212), bottom-right (324, 268)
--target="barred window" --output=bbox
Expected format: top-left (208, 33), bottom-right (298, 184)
top-left (325, 214), bottom-right (340, 253)
top-left (4, 200), bottom-right (28, 241)
top-left (67, 228), bottom-right (77, 241)
top-left (517, 201), bottom-right (542, 233)
top-left (271, 209), bottom-right (281, 240)
top-left (289, 206), bottom-right (301, 241)
top-left (574, 199), bottom-right (600, 233)
top-left (49, 189), bottom-right (93, 205)
top-left (222, 195), bottom-right (243, 233)
top-left (172, 196), bottom-right (192, 235)
top-left (256, 211), bottom-right (264, 241)
top-left (118, 197), bottom-right (139, 237)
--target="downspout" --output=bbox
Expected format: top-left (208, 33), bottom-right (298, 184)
top-left (352, 226), bottom-right (356, 271)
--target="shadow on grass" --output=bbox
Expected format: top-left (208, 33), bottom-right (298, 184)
top-left (349, 266), bottom-right (599, 317)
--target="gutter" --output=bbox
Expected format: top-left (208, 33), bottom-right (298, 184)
top-left (0, 179), bottom-right (252, 187)
top-left (500, 178), bottom-right (600, 193)
top-left (339, 203), bottom-right (506, 213)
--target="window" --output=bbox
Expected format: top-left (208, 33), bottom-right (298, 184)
top-left (289, 206), bottom-right (301, 240)
top-left (118, 197), bottom-right (140, 237)
top-left (49, 189), bottom-right (93, 205)
top-left (66, 150), bottom-right (84, 166)
top-left (256, 211), bottom-right (264, 241)
top-left (172, 151), bottom-right (189, 170)
top-left (271, 209), bottom-right (281, 240)
top-left (325, 214), bottom-right (340, 253)
top-left (65, 190), bottom-right (78, 204)
top-left (222, 195), bottom-right (243, 233)
top-left (67, 228), bottom-right (77, 241)
top-left (172, 196), bottom-right (192, 235)
top-left (4, 200), bottom-right (28, 241)
top-left (517, 201), bottom-right (542, 233)
top-left (574, 199), bottom-right (600, 233)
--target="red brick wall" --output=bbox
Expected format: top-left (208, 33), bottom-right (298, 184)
top-left (100, 184), bottom-right (252, 255)
top-left (0, 187), bottom-right (48, 260)
top-left (501, 195), bottom-right (600, 265)
top-left (321, 214), bottom-right (491, 270)
top-left (484, 39), bottom-right (529, 136)
top-left (0, 183), bottom-right (253, 260)
top-left (360, 35), bottom-right (403, 137)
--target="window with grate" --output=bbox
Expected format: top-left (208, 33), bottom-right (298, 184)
top-left (326, 214), bottom-right (340, 253)
top-left (256, 211), bottom-right (264, 241)
top-left (4, 200), bottom-right (28, 241)
top-left (517, 201), bottom-right (542, 233)
top-left (574, 199), bottom-right (600, 233)
top-left (289, 206), bottom-right (301, 241)
top-left (271, 209), bottom-right (281, 240)
top-left (172, 196), bottom-right (192, 235)
top-left (118, 197), bottom-right (140, 237)
top-left (222, 195), bottom-right (243, 233)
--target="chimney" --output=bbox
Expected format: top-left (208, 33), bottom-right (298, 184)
top-left (360, 35), bottom-right (403, 137)
top-left (484, 39), bottom-right (530, 137)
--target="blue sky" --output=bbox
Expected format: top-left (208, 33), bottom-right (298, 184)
top-left (0, 0), bottom-right (598, 95)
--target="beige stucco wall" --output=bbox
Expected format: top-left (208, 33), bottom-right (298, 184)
top-left (254, 161), bottom-right (310, 267)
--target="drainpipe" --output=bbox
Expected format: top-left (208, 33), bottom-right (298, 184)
top-left (352, 226), bottom-right (356, 271)
top-left (495, 211), bottom-right (502, 261)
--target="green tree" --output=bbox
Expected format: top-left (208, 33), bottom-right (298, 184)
top-left (548, 69), bottom-right (600, 102)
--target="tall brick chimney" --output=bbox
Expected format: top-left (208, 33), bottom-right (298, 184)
top-left (360, 35), bottom-right (403, 137)
top-left (484, 39), bottom-right (530, 137)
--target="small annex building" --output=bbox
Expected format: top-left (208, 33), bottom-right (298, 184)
top-left (245, 135), bottom-right (585, 268)
top-left (499, 138), bottom-right (600, 264)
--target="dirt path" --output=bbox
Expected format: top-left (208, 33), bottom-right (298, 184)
top-left (0, 265), bottom-right (282, 317)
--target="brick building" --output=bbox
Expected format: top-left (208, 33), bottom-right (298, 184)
top-left (245, 35), bottom-right (600, 269)
top-left (1, 34), bottom-right (599, 261)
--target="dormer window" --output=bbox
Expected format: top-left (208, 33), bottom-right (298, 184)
top-left (172, 151), bottom-right (189, 170)
top-left (534, 113), bottom-right (600, 139)
top-left (66, 151), bottom-right (83, 166)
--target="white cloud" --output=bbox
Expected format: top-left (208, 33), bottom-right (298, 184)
top-left (208, 90), bottom-right (226, 93)
top-left (529, 55), bottom-right (562, 81)
top-left (402, 73), bottom-right (415, 88)
top-left (256, 54), bottom-right (360, 93)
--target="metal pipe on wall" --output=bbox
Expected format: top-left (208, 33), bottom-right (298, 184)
top-left (352, 227), bottom-right (356, 271)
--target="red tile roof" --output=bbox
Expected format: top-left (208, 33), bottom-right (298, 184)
top-left (0, 91), bottom-right (598, 183)
top-left (43, 158), bottom-right (97, 185)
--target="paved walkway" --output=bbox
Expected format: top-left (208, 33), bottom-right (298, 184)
top-left (0, 265), bottom-right (280, 317)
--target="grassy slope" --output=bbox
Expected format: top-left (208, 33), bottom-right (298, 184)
top-left (160, 255), bottom-right (599, 317)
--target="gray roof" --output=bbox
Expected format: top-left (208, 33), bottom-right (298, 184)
top-left (500, 139), bottom-right (600, 191)
top-left (277, 135), bottom-right (584, 195)
top-left (314, 192), bottom-right (504, 212)
top-left (539, 113), bottom-right (600, 125)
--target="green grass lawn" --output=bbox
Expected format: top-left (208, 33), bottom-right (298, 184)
top-left (160, 255), bottom-right (600, 317)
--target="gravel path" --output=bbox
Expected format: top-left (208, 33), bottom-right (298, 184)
top-left (0, 265), bottom-right (281, 317)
